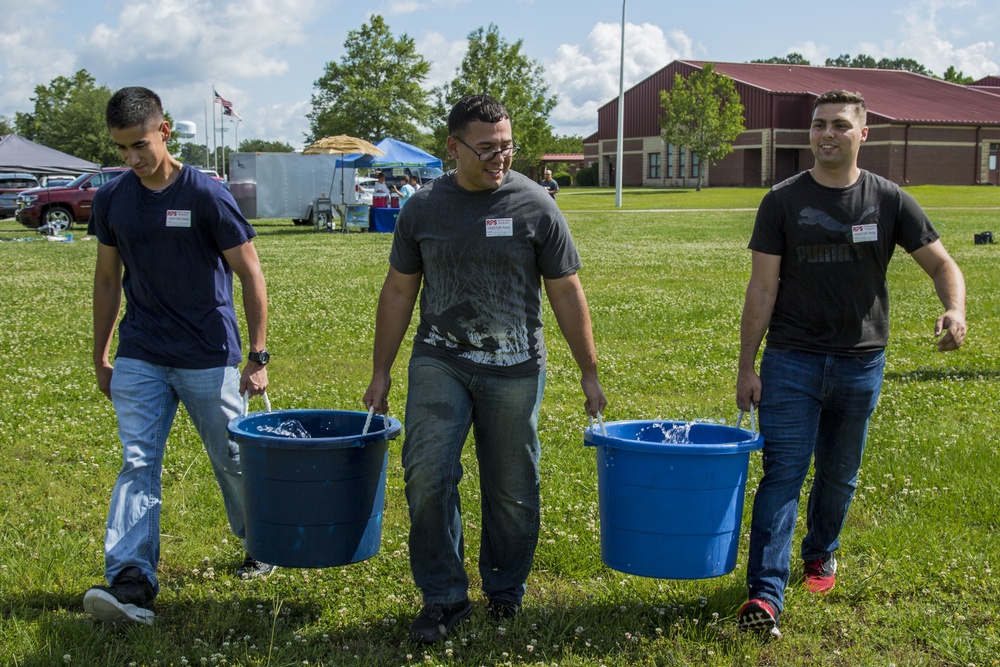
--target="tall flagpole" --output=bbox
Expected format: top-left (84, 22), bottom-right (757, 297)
top-left (204, 99), bottom-right (210, 166)
top-left (615, 0), bottom-right (626, 208)
top-left (212, 99), bottom-right (218, 171)
top-left (220, 103), bottom-right (226, 177)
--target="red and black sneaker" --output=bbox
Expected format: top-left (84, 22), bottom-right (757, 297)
top-left (803, 554), bottom-right (838, 593)
top-left (737, 598), bottom-right (781, 638)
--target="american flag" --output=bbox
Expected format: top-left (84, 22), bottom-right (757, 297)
top-left (213, 86), bottom-right (242, 120)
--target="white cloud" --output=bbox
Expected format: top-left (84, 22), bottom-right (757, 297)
top-left (545, 22), bottom-right (692, 136)
top-left (856, 0), bottom-right (998, 78)
top-left (384, 0), bottom-right (424, 16)
top-left (0, 3), bottom-right (77, 120)
top-left (80, 0), bottom-right (318, 85)
top-left (784, 41), bottom-right (828, 66)
top-left (250, 99), bottom-right (313, 150)
top-left (415, 31), bottom-right (467, 91)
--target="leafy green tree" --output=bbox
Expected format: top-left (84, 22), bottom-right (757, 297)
top-left (659, 63), bottom-right (745, 191)
top-left (826, 53), bottom-right (880, 69)
top-left (851, 54), bottom-right (878, 69)
top-left (239, 139), bottom-right (295, 153)
top-left (431, 24), bottom-right (556, 171)
top-left (752, 53), bottom-right (811, 65)
top-left (825, 53), bottom-right (933, 75)
top-left (876, 57), bottom-right (930, 75)
top-left (942, 65), bottom-right (974, 84)
top-left (0, 116), bottom-right (15, 135)
top-left (825, 53), bottom-right (853, 68)
top-left (177, 142), bottom-right (212, 166)
top-left (545, 134), bottom-right (584, 154)
top-left (14, 69), bottom-right (181, 166)
top-left (308, 15), bottom-right (432, 146)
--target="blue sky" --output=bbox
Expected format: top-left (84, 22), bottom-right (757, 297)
top-left (1, 0), bottom-right (997, 151)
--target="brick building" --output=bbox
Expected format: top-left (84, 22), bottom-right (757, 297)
top-left (584, 61), bottom-right (1000, 188)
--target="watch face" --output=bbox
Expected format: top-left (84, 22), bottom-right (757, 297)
top-left (250, 350), bottom-right (270, 365)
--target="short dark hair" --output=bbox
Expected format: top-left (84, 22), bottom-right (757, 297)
top-left (447, 95), bottom-right (510, 135)
top-left (813, 90), bottom-right (867, 122)
top-left (106, 87), bottom-right (164, 130)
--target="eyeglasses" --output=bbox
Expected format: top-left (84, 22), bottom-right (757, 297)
top-left (452, 135), bottom-right (520, 162)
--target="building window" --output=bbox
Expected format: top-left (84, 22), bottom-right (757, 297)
top-left (678, 150), bottom-right (685, 179)
top-left (691, 152), bottom-right (700, 179)
top-left (666, 144), bottom-right (674, 178)
top-left (648, 152), bottom-right (661, 179)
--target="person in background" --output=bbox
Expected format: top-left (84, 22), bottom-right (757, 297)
top-left (84, 86), bottom-right (272, 626)
top-left (735, 89), bottom-right (966, 638)
top-left (373, 171), bottom-right (391, 198)
top-left (391, 174), bottom-right (416, 207)
top-left (539, 169), bottom-right (559, 199)
top-left (364, 94), bottom-right (606, 645)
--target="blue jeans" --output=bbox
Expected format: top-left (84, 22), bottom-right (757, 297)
top-left (402, 356), bottom-right (546, 606)
top-left (105, 357), bottom-right (245, 593)
top-left (747, 347), bottom-right (885, 611)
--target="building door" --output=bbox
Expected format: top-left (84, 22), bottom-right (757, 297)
top-left (774, 149), bottom-right (799, 183)
top-left (989, 143), bottom-right (999, 186)
top-left (743, 148), bottom-right (763, 187)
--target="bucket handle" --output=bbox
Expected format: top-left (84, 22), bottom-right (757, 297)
top-left (587, 411), bottom-right (608, 437)
top-left (241, 391), bottom-right (272, 416)
top-left (361, 405), bottom-right (392, 436)
top-left (736, 405), bottom-right (757, 435)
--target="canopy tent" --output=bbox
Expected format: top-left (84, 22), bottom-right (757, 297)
top-left (335, 137), bottom-right (442, 169)
top-left (0, 134), bottom-right (101, 175)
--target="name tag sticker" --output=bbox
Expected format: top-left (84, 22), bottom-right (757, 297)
top-left (166, 209), bottom-right (192, 228)
top-left (485, 217), bottom-right (513, 237)
top-left (852, 223), bottom-right (877, 243)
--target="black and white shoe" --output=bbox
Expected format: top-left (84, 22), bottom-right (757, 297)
top-left (83, 567), bottom-right (156, 625)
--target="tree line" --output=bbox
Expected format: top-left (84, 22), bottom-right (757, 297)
top-left (0, 16), bottom-right (581, 175)
top-left (0, 20), bottom-right (979, 179)
top-left (751, 52), bottom-right (978, 84)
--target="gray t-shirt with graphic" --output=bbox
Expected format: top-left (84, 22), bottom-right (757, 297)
top-left (389, 169), bottom-right (581, 376)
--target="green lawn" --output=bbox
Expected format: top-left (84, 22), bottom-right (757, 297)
top-left (1, 187), bottom-right (998, 666)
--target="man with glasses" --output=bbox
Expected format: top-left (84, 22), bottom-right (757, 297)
top-left (364, 94), bottom-right (606, 644)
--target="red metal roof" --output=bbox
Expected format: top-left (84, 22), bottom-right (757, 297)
top-left (685, 60), bottom-right (1000, 126)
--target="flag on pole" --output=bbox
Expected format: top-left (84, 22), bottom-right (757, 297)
top-left (213, 86), bottom-right (242, 120)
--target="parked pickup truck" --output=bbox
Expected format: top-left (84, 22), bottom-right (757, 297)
top-left (16, 167), bottom-right (129, 232)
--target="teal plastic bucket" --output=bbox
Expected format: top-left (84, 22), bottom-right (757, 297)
top-left (228, 409), bottom-right (402, 568)
top-left (584, 420), bottom-right (763, 579)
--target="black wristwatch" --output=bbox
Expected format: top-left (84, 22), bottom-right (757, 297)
top-left (248, 350), bottom-right (270, 366)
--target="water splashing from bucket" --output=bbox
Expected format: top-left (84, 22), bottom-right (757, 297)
top-left (637, 419), bottom-right (725, 444)
top-left (255, 419), bottom-right (312, 438)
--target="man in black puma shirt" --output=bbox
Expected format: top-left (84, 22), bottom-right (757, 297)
top-left (733, 90), bottom-right (967, 638)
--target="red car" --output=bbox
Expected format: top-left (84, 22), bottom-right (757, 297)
top-left (16, 167), bottom-right (128, 231)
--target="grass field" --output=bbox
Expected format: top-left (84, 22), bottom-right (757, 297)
top-left (1, 185), bottom-right (999, 666)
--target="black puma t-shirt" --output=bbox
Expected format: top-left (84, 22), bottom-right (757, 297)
top-left (750, 170), bottom-right (939, 355)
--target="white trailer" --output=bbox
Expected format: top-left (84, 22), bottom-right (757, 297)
top-left (228, 152), bottom-right (365, 226)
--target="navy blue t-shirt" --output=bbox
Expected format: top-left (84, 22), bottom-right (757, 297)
top-left (92, 165), bottom-right (256, 368)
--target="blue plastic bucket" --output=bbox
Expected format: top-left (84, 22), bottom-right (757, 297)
top-left (227, 409), bottom-right (402, 568)
top-left (584, 420), bottom-right (763, 579)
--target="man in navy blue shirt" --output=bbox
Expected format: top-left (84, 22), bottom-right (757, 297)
top-left (84, 87), bottom-right (271, 625)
